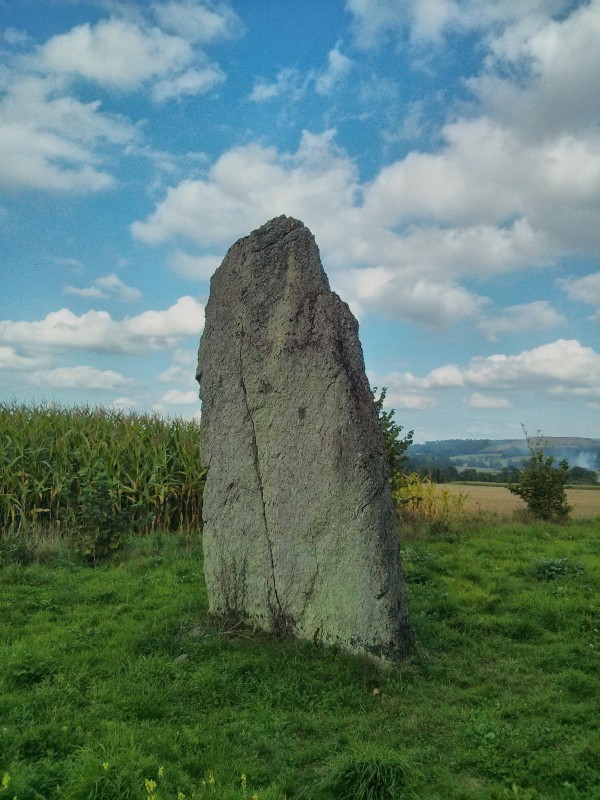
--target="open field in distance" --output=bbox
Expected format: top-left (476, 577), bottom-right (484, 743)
top-left (443, 483), bottom-right (600, 519)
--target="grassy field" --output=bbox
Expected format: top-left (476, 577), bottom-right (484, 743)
top-left (444, 483), bottom-right (600, 520)
top-left (1, 520), bottom-right (599, 800)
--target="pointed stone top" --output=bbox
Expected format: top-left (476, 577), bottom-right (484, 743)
top-left (246, 215), bottom-right (307, 252)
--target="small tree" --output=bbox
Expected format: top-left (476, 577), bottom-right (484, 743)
top-left (508, 428), bottom-right (571, 522)
top-left (374, 388), bottom-right (413, 489)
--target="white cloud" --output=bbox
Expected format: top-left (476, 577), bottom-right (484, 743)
top-left (250, 44), bottom-right (352, 103)
top-left (64, 285), bottom-right (105, 300)
top-left (131, 1), bottom-right (600, 331)
top-left (463, 339), bottom-right (600, 392)
top-left (2, 28), bottom-right (32, 47)
top-left (130, 119), bottom-right (600, 329)
top-left (249, 68), bottom-right (310, 103)
top-left (386, 391), bottom-right (437, 410)
top-left (474, 0), bottom-right (600, 138)
top-left (36, 19), bottom-right (191, 90)
top-left (315, 45), bottom-right (353, 95)
top-left (160, 388), bottom-right (198, 405)
top-left (0, 2), bottom-right (240, 192)
top-left (337, 271), bottom-right (487, 327)
top-left (112, 396), bottom-right (138, 408)
top-left (168, 250), bottom-right (222, 279)
top-left (346, 0), bottom-right (572, 48)
top-left (28, 366), bottom-right (135, 391)
top-left (53, 256), bottom-right (84, 269)
top-left (151, 1), bottom-right (243, 44)
top-left (477, 300), bottom-right (565, 341)
top-left (468, 392), bottom-right (511, 409)
top-left (560, 271), bottom-right (600, 319)
top-left (158, 348), bottom-right (198, 387)
top-left (131, 130), bottom-right (359, 250)
top-left (379, 339), bottom-right (600, 403)
top-left (0, 346), bottom-right (43, 371)
top-left (65, 273), bottom-right (142, 302)
top-left (0, 296), bottom-right (204, 355)
top-left (153, 64), bottom-right (224, 102)
top-left (0, 74), bottom-right (135, 192)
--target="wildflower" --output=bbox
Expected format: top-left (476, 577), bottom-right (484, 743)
top-left (2, 773), bottom-right (10, 789)
top-left (177, 792), bottom-right (185, 800)
top-left (241, 773), bottom-right (247, 793)
top-left (208, 771), bottom-right (216, 788)
top-left (252, 794), bottom-right (259, 800)
top-left (158, 767), bottom-right (164, 779)
top-left (145, 777), bottom-right (157, 798)
top-left (102, 763), bottom-right (110, 771)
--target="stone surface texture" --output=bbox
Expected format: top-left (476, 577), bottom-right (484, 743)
top-left (196, 216), bottom-right (411, 660)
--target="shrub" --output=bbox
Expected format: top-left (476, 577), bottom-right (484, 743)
top-left (373, 388), bottom-right (413, 489)
top-left (532, 557), bottom-right (584, 581)
top-left (508, 430), bottom-right (571, 522)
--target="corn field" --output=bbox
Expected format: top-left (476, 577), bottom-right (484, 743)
top-left (0, 402), bottom-right (205, 536)
top-left (393, 472), bottom-right (468, 520)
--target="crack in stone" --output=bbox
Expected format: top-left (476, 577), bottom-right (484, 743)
top-left (237, 325), bottom-right (284, 622)
top-left (354, 482), bottom-right (386, 521)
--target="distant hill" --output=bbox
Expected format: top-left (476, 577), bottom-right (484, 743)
top-left (411, 437), bottom-right (600, 471)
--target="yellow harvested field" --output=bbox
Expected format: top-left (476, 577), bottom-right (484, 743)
top-left (441, 483), bottom-right (600, 519)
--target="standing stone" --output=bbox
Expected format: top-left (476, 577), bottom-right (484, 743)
top-left (196, 216), bottom-right (411, 660)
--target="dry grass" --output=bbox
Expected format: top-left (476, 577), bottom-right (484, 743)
top-left (441, 483), bottom-right (600, 519)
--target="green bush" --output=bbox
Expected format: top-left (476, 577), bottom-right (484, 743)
top-left (533, 557), bottom-right (584, 581)
top-left (508, 431), bottom-right (571, 522)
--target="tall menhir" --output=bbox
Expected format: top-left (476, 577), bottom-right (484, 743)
top-left (196, 216), bottom-right (411, 660)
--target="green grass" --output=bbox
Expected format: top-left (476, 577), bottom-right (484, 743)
top-left (1, 521), bottom-right (599, 799)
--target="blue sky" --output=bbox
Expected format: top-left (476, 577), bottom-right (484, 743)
top-left (1, 0), bottom-right (599, 442)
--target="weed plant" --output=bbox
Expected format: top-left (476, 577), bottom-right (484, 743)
top-left (393, 471), bottom-right (468, 525)
top-left (1, 520), bottom-right (599, 799)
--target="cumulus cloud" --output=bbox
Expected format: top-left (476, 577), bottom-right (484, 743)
top-left (477, 300), bottom-right (565, 341)
top-left (64, 274), bottom-right (142, 302)
top-left (463, 339), bottom-right (600, 392)
top-left (151, 1), bottom-right (244, 44)
top-left (158, 348), bottom-right (198, 387)
top-left (337, 271), bottom-right (487, 327)
top-left (35, 19), bottom-right (191, 90)
top-left (560, 271), bottom-right (600, 320)
top-left (468, 392), bottom-right (511, 409)
top-left (0, 1), bottom-right (240, 192)
top-left (385, 338), bottom-right (600, 394)
top-left (249, 68), bottom-right (310, 103)
top-left (0, 346), bottom-right (43, 371)
top-left (0, 74), bottom-right (135, 191)
top-left (168, 250), bottom-right (222, 279)
top-left (250, 44), bottom-right (352, 102)
top-left (32, 4), bottom-right (239, 100)
top-left (346, 0), bottom-right (573, 49)
top-left (153, 65), bottom-right (225, 102)
top-left (28, 366), bottom-right (135, 391)
top-left (0, 296), bottom-right (204, 355)
top-left (112, 397), bottom-right (138, 409)
top-left (315, 45), bottom-right (353, 95)
top-left (131, 112), bottom-right (599, 329)
top-left (373, 339), bottom-right (600, 416)
top-left (160, 388), bottom-right (198, 405)
top-left (131, 130), bottom-right (359, 249)
top-left (128, 3), bottom-right (600, 331)
top-left (472, 0), bottom-right (600, 139)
